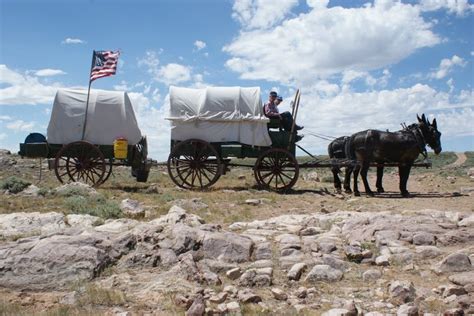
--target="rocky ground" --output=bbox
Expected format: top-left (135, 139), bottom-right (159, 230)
top-left (0, 149), bottom-right (473, 315)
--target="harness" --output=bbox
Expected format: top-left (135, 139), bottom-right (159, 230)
top-left (407, 125), bottom-right (427, 159)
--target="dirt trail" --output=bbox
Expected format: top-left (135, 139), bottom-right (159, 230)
top-left (446, 152), bottom-right (467, 168)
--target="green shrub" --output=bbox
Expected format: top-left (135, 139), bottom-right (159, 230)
top-left (65, 194), bottom-right (122, 219)
top-left (0, 176), bottom-right (31, 194)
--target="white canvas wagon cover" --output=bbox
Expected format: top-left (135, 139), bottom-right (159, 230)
top-left (47, 89), bottom-right (142, 145)
top-left (167, 86), bottom-right (271, 146)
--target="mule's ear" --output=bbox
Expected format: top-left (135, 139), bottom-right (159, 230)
top-left (417, 114), bottom-right (422, 122)
top-left (421, 113), bottom-right (427, 124)
top-left (432, 118), bottom-right (438, 129)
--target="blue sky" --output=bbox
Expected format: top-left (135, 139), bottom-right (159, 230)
top-left (1, 0), bottom-right (473, 160)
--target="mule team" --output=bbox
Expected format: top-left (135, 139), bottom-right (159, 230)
top-left (328, 114), bottom-right (442, 197)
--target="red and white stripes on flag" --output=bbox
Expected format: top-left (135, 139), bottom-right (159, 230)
top-left (90, 50), bottom-right (120, 82)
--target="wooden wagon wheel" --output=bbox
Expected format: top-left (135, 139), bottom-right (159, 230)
top-left (54, 141), bottom-right (106, 187)
top-left (167, 139), bottom-right (221, 189)
top-left (254, 148), bottom-right (299, 192)
top-left (99, 159), bottom-right (113, 185)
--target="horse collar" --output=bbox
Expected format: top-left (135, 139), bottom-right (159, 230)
top-left (412, 125), bottom-right (427, 158)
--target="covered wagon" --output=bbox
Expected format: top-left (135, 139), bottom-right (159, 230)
top-left (166, 86), bottom-right (302, 191)
top-left (19, 89), bottom-right (151, 186)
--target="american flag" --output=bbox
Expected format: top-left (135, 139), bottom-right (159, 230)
top-left (90, 50), bottom-right (120, 82)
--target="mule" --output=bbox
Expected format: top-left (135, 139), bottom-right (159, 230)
top-left (346, 114), bottom-right (442, 197)
top-left (328, 136), bottom-right (353, 193)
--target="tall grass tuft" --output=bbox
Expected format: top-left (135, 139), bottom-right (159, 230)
top-left (0, 176), bottom-right (31, 194)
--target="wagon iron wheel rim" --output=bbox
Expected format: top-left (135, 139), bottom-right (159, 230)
top-left (54, 141), bottom-right (106, 187)
top-left (167, 139), bottom-right (222, 190)
top-left (254, 148), bottom-right (299, 192)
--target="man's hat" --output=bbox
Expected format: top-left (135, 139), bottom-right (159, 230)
top-left (269, 91), bottom-right (278, 97)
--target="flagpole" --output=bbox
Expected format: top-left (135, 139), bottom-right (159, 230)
top-left (81, 50), bottom-right (96, 141)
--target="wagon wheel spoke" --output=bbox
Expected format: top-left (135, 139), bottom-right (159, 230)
top-left (255, 148), bottom-right (299, 192)
top-left (54, 141), bottom-right (105, 187)
top-left (167, 139), bottom-right (222, 190)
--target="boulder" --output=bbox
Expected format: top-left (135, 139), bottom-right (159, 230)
top-left (66, 214), bottom-right (103, 229)
top-left (433, 252), bottom-right (472, 274)
top-left (0, 233), bottom-right (133, 289)
top-left (459, 214), bottom-right (474, 227)
top-left (287, 262), bottom-right (307, 281)
top-left (120, 199), bottom-right (145, 218)
top-left (388, 280), bottom-right (416, 304)
top-left (412, 232), bottom-right (435, 245)
top-left (237, 289), bottom-right (261, 303)
top-left (185, 294), bottom-right (205, 316)
top-left (362, 269), bottom-right (382, 281)
top-left (202, 232), bottom-right (253, 263)
top-left (151, 205), bottom-right (204, 227)
top-left (321, 308), bottom-right (351, 316)
top-left (271, 288), bottom-right (288, 301)
top-left (415, 245), bottom-right (443, 259)
top-left (0, 212), bottom-right (66, 238)
top-left (304, 265), bottom-right (343, 282)
top-left (397, 304), bottom-right (418, 316)
top-left (449, 271), bottom-right (474, 286)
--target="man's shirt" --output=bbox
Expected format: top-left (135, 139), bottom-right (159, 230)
top-left (264, 101), bottom-right (280, 118)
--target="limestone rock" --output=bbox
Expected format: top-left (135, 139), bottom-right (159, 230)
top-left (321, 308), bottom-right (351, 316)
top-left (209, 292), bottom-right (227, 304)
top-left (0, 212), bottom-right (66, 238)
top-left (433, 252), bottom-right (472, 274)
top-left (389, 280), bottom-right (416, 304)
top-left (0, 233), bottom-right (133, 289)
top-left (344, 245), bottom-right (365, 263)
top-left (271, 288), bottom-right (288, 301)
top-left (120, 199), bottom-right (145, 218)
top-left (449, 271), bottom-right (474, 286)
top-left (66, 214), bottom-right (103, 229)
top-left (226, 267), bottom-right (242, 280)
top-left (459, 214), bottom-right (474, 227)
top-left (415, 245), bottom-right (443, 259)
top-left (151, 205), bottom-right (204, 227)
top-left (226, 301), bottom-right (241, 313)
top-left (202, 232), bottom-right (253, 263)
top-left (238, 289), bottom-right (261, 304)
top-left (185, 294), bottom-right (205, 316)
top-left (397, 304), bottom-right (418, 316)
top-left (304, 265), bottom-right (343, 282)
top-left (287, 262), bottom-right (307, 281)
top-left (375, 255), bottom-right (390, 266)
top-left (362, 269), bottom-right (382, 281)
top-left (443, 285), bottom-right (467, 298)
top-left (412, 232), bottom-right (435, 245)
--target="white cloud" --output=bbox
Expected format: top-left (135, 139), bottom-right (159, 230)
top-left (34, 69), bottom-right (66, 77)
top-left (232, 0), bottom-right (299, 30)
top-left (138, 51), bottom-right (160, 75)
top-left (0, 115), bottom-right (12, 121)
top-left (194, 40), bottom-right (207, 51)
top-left (430, 55), bottom-right (466, 79)
top-left (224, 1), bottom-right (440, 84)
top-left (61, 38), bottom-right (86, 44)
top-left (0, 133), bottom-right (7, 141)
top-left (127, 92), bottom-right (170, 160)
top-left (420, 0), bottom-right (474, 16)
top-left (0, 65), bottom-right (61, 105)
top-left (157, 63), bottom-right (192, 85)
top-left (6, 120), bottom-right (35, 132)
top-left (293, 83), bottom-right (474, 154)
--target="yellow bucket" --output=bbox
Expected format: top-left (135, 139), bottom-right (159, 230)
top-left (114, 137), bottom-right (128, 159)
